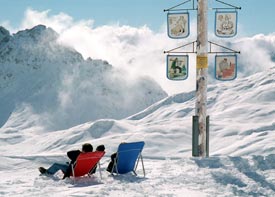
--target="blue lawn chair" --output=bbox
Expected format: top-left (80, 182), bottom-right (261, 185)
top-left (111, 141), bottom-right (145, 177)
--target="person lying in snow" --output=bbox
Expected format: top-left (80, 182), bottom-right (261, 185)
top-left (38, 143), bottom-right (105, 179)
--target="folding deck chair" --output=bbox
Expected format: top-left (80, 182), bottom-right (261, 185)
top-left (111, 141), bottom-right (145, 177)
top-left (71, 151), bottom-right (105, 180)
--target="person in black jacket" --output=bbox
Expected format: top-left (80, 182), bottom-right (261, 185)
top-left (89, 144), bottom-right (105, 175)
top-left (106, 152), bottom-right (117, 173)
top-left (38, 143), bottom-right (95, 179)
top-left (106, 142), bottom-right (126, 173)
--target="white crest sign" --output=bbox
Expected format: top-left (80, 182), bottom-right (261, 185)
top-left (215, 11), bottom-right (237, 37)
top-left (167, 13), bottom-right (190, 39)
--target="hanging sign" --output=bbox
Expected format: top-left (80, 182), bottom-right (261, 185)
top-left (167, 55), bottom-right (188, 80)
top-left (215, 55), bottom-right (237, 80)
top-left (167, 12), bottom-right (190, 39)
top-left (215, 11), bottom-right (237, 38)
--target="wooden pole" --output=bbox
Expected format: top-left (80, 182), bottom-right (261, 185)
top-left (195, 0), bottom-right (208, 157)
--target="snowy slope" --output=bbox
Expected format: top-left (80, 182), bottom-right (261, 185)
top-left (0, 66), bottom-right (275, 196)
top-left (0, 25), bottom-right (167, 130)
top-left (0, 25), bottom-right (275, 196)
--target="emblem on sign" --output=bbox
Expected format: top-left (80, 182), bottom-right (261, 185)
top-left (167, 55), bottom-right (189, 80)
top-left (215, 55), bottom-right (237, 80)
top-left (167, 12), bottom-right (190, 39)
top-left (215, 11), bottom-right (237, 38)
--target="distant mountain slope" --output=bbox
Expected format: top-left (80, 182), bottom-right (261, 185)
top-left (1, 25), bottom-right (274, 158)
top-left (2, 66), bottom-right (274, 158)
top-left (0, 25), bottom-right (167, 130)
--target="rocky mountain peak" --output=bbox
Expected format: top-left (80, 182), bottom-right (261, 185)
top-left (0, 26), bottom-right (11, 43)
top-left (14, 24), bottom-right (58, 43)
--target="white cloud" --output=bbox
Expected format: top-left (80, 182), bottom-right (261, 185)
top-left (20, 8), bottom-right (94, 33)
top-left (11, 8), bottom-right (275, 94)
top-left (233, 34), bottom-right (275, 76)
top-left (57, 23), bottom-right (199, 95)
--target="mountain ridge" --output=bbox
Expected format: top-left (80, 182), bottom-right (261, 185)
top-left (0, 25), bottom-right (167, 130)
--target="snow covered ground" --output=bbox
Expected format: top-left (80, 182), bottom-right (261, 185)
top-left (1, 154), bottom-right (275, 196)
top-left (1, 66), bottom-right (275, 196)
top-left (0, 26), bottom-right (275, 196)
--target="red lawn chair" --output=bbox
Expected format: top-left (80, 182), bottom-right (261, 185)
top-left (71, 151), bottom-right (105, 180)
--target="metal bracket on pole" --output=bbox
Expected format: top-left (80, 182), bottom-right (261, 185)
top-left (192, 116), bottom-right (199, 156)
top-left (192, 115), bottom-right (209, 157)
top-left (164, 40), bottom-right (240, 55)
top-left (212, 0), bottom-right (241, 10)
top-left (164, 41), bottom-right (197, 54)
top-left (164, 0), bottom-right (197, 12)
top-left (208, 41), bottom-right (240, 54)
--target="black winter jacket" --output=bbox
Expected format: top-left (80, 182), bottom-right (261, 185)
top-left (62, 150), bottom-right (81, 179)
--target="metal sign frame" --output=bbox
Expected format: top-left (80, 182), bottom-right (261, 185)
top-left (166, 55), bottom-right (189, 80)
top-left (215, 11), bottom-right (238, 38)
top-left (215, 55), bottom-right (237, 81)
top-left (167, 12), bottom-right (190, 39)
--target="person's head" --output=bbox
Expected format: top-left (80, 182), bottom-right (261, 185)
top-left (96, 145), bottom-right (105, 151)
top-left (82, 143), bottom-right (93, 153)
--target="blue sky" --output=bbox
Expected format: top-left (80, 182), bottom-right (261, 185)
top-left (0, 0), bottom-right (274, 95)
top-left (0, 0), bottom-right (275, 36)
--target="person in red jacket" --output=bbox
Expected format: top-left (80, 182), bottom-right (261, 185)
top-left (38, 143), bottom-right (104, 179)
